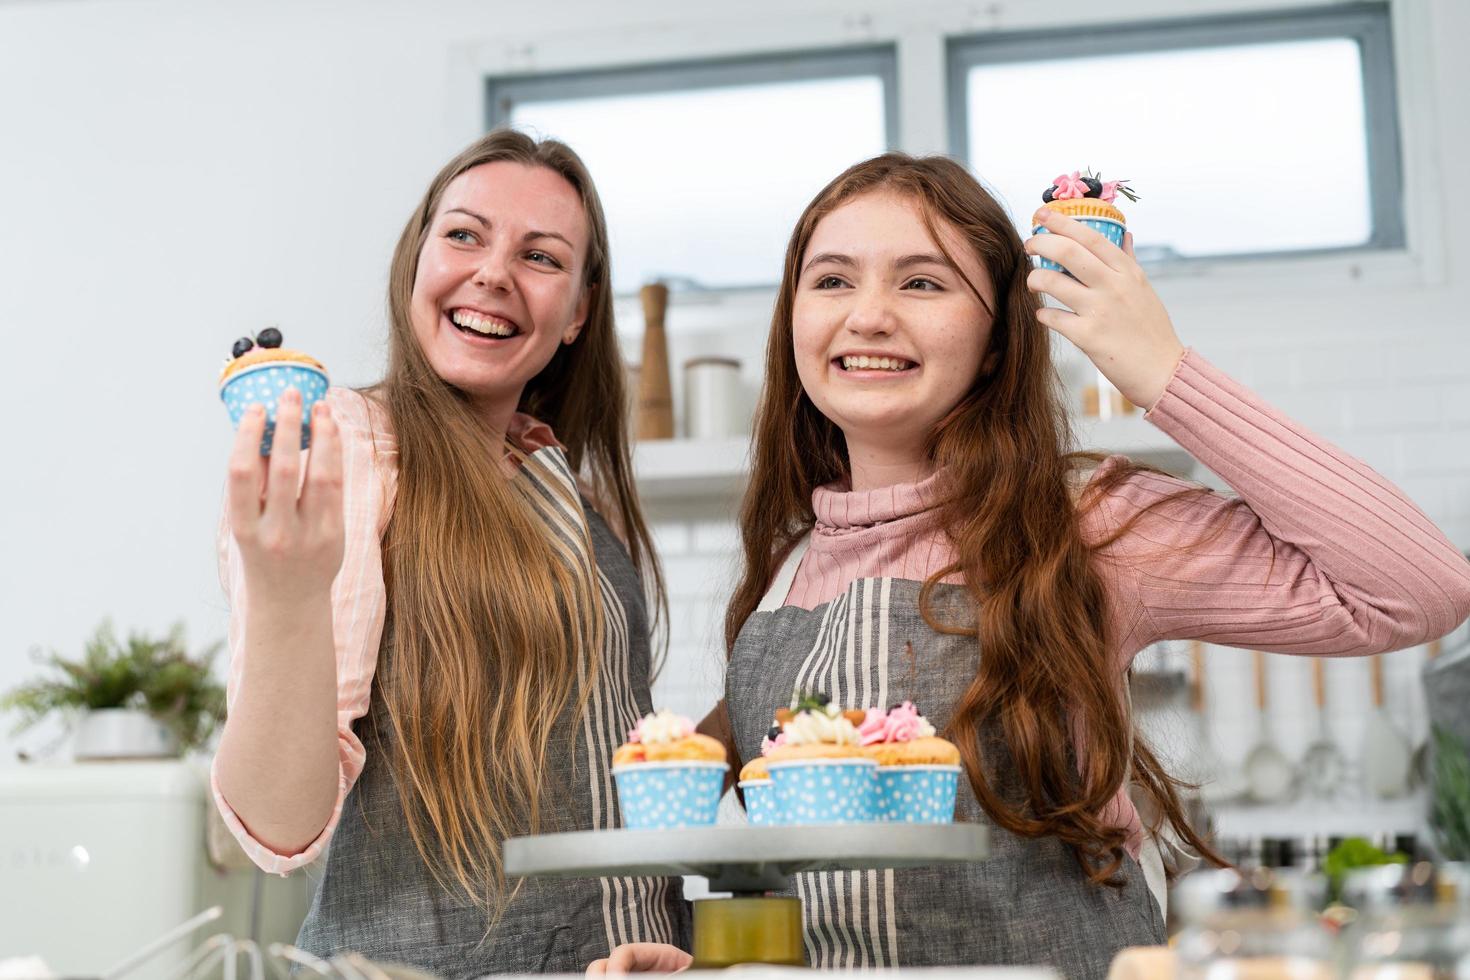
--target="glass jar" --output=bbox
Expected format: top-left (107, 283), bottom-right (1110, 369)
top-left (1342, 862), bottom-right (1470, 980)
top-left (1173, 867), bottom-right (1334, 980)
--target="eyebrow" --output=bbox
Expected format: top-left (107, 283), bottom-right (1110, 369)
top-left (802, 251), bottom-right (957, 274)
top-left (442, 207), bottom-right (575, 249)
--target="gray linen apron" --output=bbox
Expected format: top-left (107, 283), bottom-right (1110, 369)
top-left (296, 447), bottom-right (690, 977)
top-left (726, 536), bottom-right (1164, 980)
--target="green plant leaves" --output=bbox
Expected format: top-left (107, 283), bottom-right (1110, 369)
top-left (0, 620), bottom-right (226, 752)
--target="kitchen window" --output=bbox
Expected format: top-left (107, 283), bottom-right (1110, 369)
top-left (947, 4), bottom-right (1404, 265)
top-left (487, 47), bottom-right (896, 295)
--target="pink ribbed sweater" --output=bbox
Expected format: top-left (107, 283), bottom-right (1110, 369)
top-left (779, 349), bottom-right (1470, 856)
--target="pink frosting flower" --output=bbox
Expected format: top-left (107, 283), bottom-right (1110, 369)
top-left (858, 702), bottom-right (935, 744)
top-left (857, 707), bottom-right (889, 746)
top-left (1051, 171), bottom-right (1089, 200)
top-left (882, 702), bottom-right (930, 743)
top-left (760, 729), bottom-right (788, 755)
top-left (1100, 181), bottom-right (1120, 203)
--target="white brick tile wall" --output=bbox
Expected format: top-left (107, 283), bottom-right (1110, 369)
top-left (1343, 386), bottom-right (1444, 432)
top-left (1446, 392), bottom-right (1470, 428)
top-left (1388, 343), bottom-right (1470, 383)
top-left (1294, 345), bottom-right (1390, 388)
top-left (1403, 430), bottom-right (1470, 475)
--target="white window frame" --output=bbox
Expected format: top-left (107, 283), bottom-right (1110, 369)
top-left (948, 3), bottom-right (1405, 266)
top-left (444, 0), bottom-right (1445, 328)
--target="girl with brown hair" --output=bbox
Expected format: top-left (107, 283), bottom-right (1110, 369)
top-left (210, 130), bottom-right (688, 975)
top-left (596, 153), bottom-right (1470, 978)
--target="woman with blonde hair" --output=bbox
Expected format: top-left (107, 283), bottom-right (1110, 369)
top-left (595, 152), bottom-right (1470, 978)
top-left (212, 130), bottom-right (688, 975)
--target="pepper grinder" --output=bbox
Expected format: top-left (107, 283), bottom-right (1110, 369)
top-left (637, 282), bottom-right (674, 440)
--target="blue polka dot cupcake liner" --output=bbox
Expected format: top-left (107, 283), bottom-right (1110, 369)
top-left (874, 765), bottom-right (961, 824)
top-left (738, 779), bottom-right (777, 826)
top-left (1032, 217), bottom-right (1125, 277)
top-left (612, 761), bottom-right (727, 830)
top-left (219, 362), bottom-right (330, 456)
top-left (766, 758), bottom-right (878, 825)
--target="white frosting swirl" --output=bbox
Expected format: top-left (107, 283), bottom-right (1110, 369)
top-left (781, 705), bottom-right (859, 747)
top-left (632, 708), bottom-right (695, 745)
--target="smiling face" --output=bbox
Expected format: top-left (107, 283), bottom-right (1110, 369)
top-left (792, 190), bottom-right (996, 476)
top-left (410, 160), bottom-right (591, 425)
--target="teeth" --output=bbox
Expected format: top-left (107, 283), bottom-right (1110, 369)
top-left (841, 356), bottom-right (911, 372)
top-left (451, 309), bottom-right (516, 337)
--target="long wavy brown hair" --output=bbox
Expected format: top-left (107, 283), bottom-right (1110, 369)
top-left (370, 130), bottom-right (664, 913)
top-left (726, 153), bottom-right (1223, 883)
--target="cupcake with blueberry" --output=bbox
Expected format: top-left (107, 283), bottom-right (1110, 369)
top-left (764, 693), bottom-right (877, 825)
top-left (218, 328), bottom-right (329, 455)
top-left (858, 702), bottom-right (963, 823)
top-left (611, 709), bottom-right (727, 829)
top-left (1031, 169), bottom-right (1138, 276)
top-left (736, 724), bottom-right (786, 826)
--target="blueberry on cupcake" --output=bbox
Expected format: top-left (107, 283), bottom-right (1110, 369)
top-left (218, 328), bottom-right (329, 454)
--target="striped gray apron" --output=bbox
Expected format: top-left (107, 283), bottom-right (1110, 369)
top-left (726, 536), bottom-right (1163, 980)
top-left (295, 446), bottom-right (689, 977)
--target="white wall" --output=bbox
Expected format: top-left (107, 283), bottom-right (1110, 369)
top-left (1, 0), bottom-right (1466, 787)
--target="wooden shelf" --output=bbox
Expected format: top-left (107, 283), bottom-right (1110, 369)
top-left (633, 436), bottom-right (750, 500)
top-left (633, 417), bottom-right (1198, 502)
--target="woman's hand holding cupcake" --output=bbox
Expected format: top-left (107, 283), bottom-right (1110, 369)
top-left (227, 385), bottom-right (345, 607)
top-left (1024, 177), bottom-right (1185, 413)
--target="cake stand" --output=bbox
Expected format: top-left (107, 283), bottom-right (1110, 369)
top-left (504, 823), bottom-right (987, 968)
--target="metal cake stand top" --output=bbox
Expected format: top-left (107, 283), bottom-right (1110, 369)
top-left (504, 824), bottom-right (987, 893)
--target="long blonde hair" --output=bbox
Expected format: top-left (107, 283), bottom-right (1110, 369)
top-left (372, 130), bottom-right (664, 912)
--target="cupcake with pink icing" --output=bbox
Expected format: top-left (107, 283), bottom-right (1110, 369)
top-left (611, 709), bottom-right (727, 829)
top-left (764, 694), bottom-right (878, 825)
top-left (1031, 168), bottom-right (1138, 277)
top-left (859, 702), bottom-right (962, 824)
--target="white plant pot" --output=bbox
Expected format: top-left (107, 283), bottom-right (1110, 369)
top-left (72, 708), bottom-right (180, 760)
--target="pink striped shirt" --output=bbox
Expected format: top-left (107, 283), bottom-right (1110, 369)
top-left (782, 349), bottom-right (1470, 857)
top-left (210, 388), bottom-right (561, 874)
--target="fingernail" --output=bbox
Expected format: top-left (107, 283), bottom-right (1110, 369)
top-left (248, 403), bottom-right (265, 417)
top-left (1036, 207), bottom-right (1052, 220)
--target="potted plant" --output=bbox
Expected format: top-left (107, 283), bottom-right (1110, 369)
top-left (1, 621), bottom-right (226, 759)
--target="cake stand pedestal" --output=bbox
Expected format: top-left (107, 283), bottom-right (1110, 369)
top-left (504, 823), bottom-right (987, 968)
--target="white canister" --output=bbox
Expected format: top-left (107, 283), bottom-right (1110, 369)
top-left (683, 357), bottom-right (745, 439)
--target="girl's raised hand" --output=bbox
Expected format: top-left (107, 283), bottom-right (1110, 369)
top-left (1024, 209), bottom-right (1186, 411)
top-left (226, 388), bottom-right (345, 606)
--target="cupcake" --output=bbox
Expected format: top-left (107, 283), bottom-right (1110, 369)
top-left (611, 709), bottom-right (727, 830)
top-left (1031, 169), bottom-right (1138, 277)
top-left (218, 328), bottom-right (330, 455)
top-left (736, 725), bottom-right (784, 826)
top-left (765, 694), bottom-right (877, 825)
top-left (858, 702), bottom-right (962, 824)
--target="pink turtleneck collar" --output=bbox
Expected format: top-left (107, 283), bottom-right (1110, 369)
top-left (811, 469), bottom-right (948, 531)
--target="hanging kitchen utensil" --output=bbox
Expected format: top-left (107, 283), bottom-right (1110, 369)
top-left (1300, 658), bottom-right (1347, 800)
top-left (636, 281), bottom-right (674, 440)
top-left (1362, 654), bottom-right (1413, 798)
top-left (1409, 639), bottom-right (1442, 789)
top-left (1244, 650), bottom-right (1295, 804)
